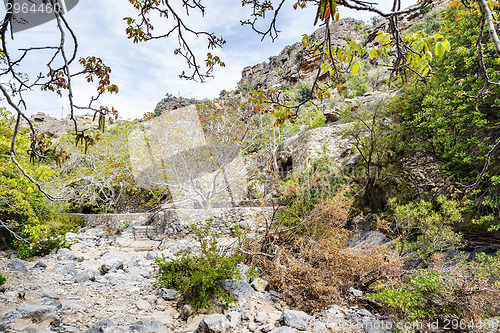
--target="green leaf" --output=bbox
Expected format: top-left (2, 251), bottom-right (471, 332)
top-left (368, 48), bottom-right (375, 60)
top-left (435, 41), bottom-right (446, 57)
top-left (351, 62), bottom-right (360, 75)
top-left (444, 40), bottom-right (451, 51)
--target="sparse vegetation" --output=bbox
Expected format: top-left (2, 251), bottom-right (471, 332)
top-left (155, 222), bottom-right (246, 312)
top-left (247, 157), bottom-right (402, 312)
top-left (0, 273), bottom-right (6, 286)
top-left (369, 252), bottom-right (500, 322)
top-left (295, 82), bottom-right (312, 103)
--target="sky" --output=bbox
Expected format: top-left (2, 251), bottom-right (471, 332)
top-left (0, 0), bottom-right (417, 120)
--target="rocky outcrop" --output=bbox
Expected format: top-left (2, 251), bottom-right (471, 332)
top-left (276, 124), bottom-right (354, 178)
top-left (238, 18), bottom-right (367, 90)
top-left (238, 2), bottom-right (448, 92)
top-left (155, 96), bottom-right (198, 112)
top-left (29, 112), bottom-right (95, 138)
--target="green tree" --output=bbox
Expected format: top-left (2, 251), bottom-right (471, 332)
top-left (392, 3), bottom-right (500, 228)
top-left (0, 109), bottom-right (69, 254)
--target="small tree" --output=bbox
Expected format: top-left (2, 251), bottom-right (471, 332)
top-left (341, 97), bottom-right (392, 211)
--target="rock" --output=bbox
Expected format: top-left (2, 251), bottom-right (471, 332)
top-left (322, 305), bottom-right (344, 319)
top-left (227, 311), bottom-right (241, 328)
top-left (276, 125), bottom-right (354, 179)
top-left (136, 300), bottom-right (152, 311)
top-left (105, 272), bottom-right (127, 285)
top-left (357, 309), bottom-right (373, 317)
top-left (74, 270), bottom-right (96, 283)
top-left (55, 263), bottom-right (77, 276)
top-left (181, 304), bottom-right (193, 319)
top-left (7, 258), bottom-right (28, 274)
top-left (39, 298), bottom-right (62, 308)
top-left (130, 318), bottom-right (166, 332)
top-left (349, 230), bottom-right (391, 247)
top-left (250, 277), bottom-right (268, 293)
top-left (99, 258), bottom-right (124, 275)
top-left (248, 321), bottom-right (258, 332)
top-left (145, 250), bottom-right (161, 260)
top-left (223, 279), bottom-right (255, 303)
top-left (279, 309), bottom-right (311, 331)
top-left (57, 248), bottom-right (77, 261)
top-left (263, 291), bottom-right (281, 303)
top-left (261, 324), bottom-right (277, 333)
top-left (16, 303), bottom-right (59, 323)
top-left (1, 309), bottom-right (21, 324)
top-left (349, 287), bottom-right (363, 297)
top-left (312, 322), bottom-right (328, 331)
top-left (159, 288), bottom-right (178, 301)
top-left (195, 314), bottom-right (230, 333)
top-left (241, 312), bottom-right (253, 321)
top-left (62, 300), bottom-right (85, 311)
top-left (85, 318), bottom-right (114, 333)
top-left (255, 311), bottom-right (268, 323)
top-left (33, 262), bottom-right (47, 270)
top-left (270, 327), bottom-right (297, 333)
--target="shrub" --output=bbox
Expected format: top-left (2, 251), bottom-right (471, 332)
top-left (247, 158), bottom-right (403, 312)
top-left (369, 269), bottom-right (449, 321)
top-left (0, 273), bottom-right (6, 286)
top-left (294, 49), bottom-right (304, 62)
top-left (155, 223), bottom-right (245, 312)
top-left (369, 252), bottom-right (500, 322)
top-left (295, 82), bottom-right (312, 103)
top-left (390, 195), bottom-right (463, 260)
top-left (391, 4), bottom-right (500, 229)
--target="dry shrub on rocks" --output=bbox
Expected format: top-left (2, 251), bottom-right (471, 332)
top-left (247, 189), bottom-right (403, 313)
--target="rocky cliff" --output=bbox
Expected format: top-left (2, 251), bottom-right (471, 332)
top-left (237, 1), bottom-right (445, 91)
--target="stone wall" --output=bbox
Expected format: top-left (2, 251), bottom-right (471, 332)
top-left (73, 207), bottom-right (274, 238)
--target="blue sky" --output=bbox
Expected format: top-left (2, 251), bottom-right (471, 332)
top-left (0, 0), bottom-right (416, 120)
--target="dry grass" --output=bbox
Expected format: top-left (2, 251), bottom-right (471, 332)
top-left (247, 189), bottom-right (403, 313)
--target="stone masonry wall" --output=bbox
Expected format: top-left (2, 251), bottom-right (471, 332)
top-left (73, 207), bottom-right (274, 238)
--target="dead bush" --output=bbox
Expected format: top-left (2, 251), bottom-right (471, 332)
top-left (247, 189), bottom-right (403, 313)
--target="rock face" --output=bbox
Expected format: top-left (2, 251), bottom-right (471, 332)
top-left (276, 124), bottom-right (354, 177)
top-left (29, 112), bottom-right (96, 138)
top-left (238, 18), bottom-right (366, 90)
top-left (155, 96), bottom-right (198, 112)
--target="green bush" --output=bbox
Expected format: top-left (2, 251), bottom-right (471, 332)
top-left (155, 223), bottom-right (245, 312)
top-left (370, 252), bottom-right (500, 322)
top-left (369, 269), bottom-right (450, 321)
top-left (13, 213), bottom-right (83, 259)
top-left (295, 82), bottom-right (312, 103)
top-left (391, 4), bottom-right (500, 229)
top-left (278, 151), bottom-right (346, 228)
top-left (295, 49), bottom-right (304, 62)
top-left (0, 273), bottom-right (6, 286)
top-left (390, 195), bottom-right (463, 260)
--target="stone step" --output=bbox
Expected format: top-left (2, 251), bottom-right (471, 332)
top-left (133, 226), bottom-right (161, 241)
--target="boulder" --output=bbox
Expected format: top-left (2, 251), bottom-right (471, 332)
top-left (195, 314), bottom-right (230, 333)
top-left (129, 318), bottom-right (166, 332)
top-left (279, 309), bottom-right (311, 331)
top-left (222, 279), bottom-right (254, 303)
top-left (276, 124), bottom-right (354, 178)
top-left (7, 258), bottom-right (28, 274)
top-left (85, 318), bottom-right (114, 333)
